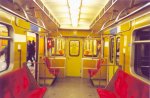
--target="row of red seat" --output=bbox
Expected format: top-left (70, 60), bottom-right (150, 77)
top-left (0, 64), bottom-right (46, 98)
top-left (88, 58), bottom-right (107, 78)
top-left (97, 69), bottom-right (150, 98)
top-left (43, 57), bottom-right (59, 77)
top-left (87, 58), bottom-right (149, 98)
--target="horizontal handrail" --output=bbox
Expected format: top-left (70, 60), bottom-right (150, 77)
top-left (0, 4), bottom-right (48, 32)
top-left (99, 2), bottom-right (150, 33)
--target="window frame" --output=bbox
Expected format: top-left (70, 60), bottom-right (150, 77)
top-left (51, 38), bottom-right (65, 56)
top-left (109, 37), bottom-right (114, 63)
top-left (116, 37), bottom-right (120, 65)
top-left (69, 40), bottom-right (80, 56)
top-left (83, 38), bottom-right (100, 57)
top-left (0, 24), bottom-right (11, 72)
top-left (132, 27), bottom-right (150, 81)
top-left (102, 38), bottom-right (105, 58)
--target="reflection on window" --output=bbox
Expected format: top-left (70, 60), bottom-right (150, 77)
top-left (0, 24), bottom-right (9, 72)
top-left (69, 40), bottom-right (80, 56)
top-left (134, 27), bottom-right (150, 80)
top-left (51, 38), bottom-right (65, 56)
top-left (116, 37), bottom-right (120, 65)
top-left (109, 37), bottom-right (114, 63)
top-left (84, 39), bottom-right (100, 57)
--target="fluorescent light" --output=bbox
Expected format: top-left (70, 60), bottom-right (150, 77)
top-left (68, 0), bottom-right (81, 27)
top-left (68, 0), bottom-right (81, 8)
top-left (70, 11), bottom-right (79, 17)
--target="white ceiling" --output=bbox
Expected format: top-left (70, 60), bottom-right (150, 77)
top-left (41, 0), bottom-right (109, 30)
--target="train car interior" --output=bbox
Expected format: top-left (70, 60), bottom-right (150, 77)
top-left (0, 0), bottom-right (149, 98)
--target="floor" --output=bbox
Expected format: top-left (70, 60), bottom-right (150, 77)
top-left (43, 77), bottom-right (99, 98)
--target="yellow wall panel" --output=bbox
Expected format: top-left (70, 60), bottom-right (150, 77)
top-left (15, 18), bottom-right (30, 29)
top-left (134, 13), bottom-right (150, 29)
top-left (120, 22), bottom-right (131, 32)
top-left (51, 58), bottom-right (66, 67)
top-left (83, 59), bottom-right (97, 68)
top-left (0, 10), bottom-right (13, 24)
top-left (13, 42), bottom-right (27, 70)
top-left (39, 36), bottom-right (45, 56)
top-left (50, 30), bottom-right (91, 37)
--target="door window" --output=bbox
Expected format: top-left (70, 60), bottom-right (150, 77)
top-left (116, 37), bottom-right (120, 65)
top-left (69, 40), bottom-right (80, 56)
top-left (109, 37), bottom-right (114, 63)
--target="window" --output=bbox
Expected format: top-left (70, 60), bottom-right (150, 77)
top-left (133, 27), bottom-right (150, 80)
top-left (0, 24), bottom-right (10, 72)
top-left (102, 38), bottom-right (105, 57)
top-left (84, 39), bottom-right (100, 57)
top-left (116, 37), bottom-right (120, 65)
top-left (69, 40), bottom-right (80, 56)
top-left (109, 37), bottom-right (114, 63)
top-left (51, 38), bottom-right (65, 56)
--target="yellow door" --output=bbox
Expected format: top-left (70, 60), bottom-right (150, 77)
top-left (66, 38), bottom-right (83, 77)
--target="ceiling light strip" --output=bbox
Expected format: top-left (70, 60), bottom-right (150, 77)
top-left (68, 0), bottom-right (81, 27)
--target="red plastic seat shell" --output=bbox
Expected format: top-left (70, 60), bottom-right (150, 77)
top-left (97, 69), bottom-right (150, 98)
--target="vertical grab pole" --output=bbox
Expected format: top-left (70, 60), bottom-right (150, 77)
top-left (18, 44), bottom-right (21, 68)
top-left (19, 50), bottom-right (21, 68)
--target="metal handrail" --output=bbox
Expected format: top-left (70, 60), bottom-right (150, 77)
top-left (37, 18), bottom-right (46, 28)
top-left (19, 5), bottom-right (29, 20)
top-left (117, 2), bottom-right (150, 22)
top-left (101, 19), bottom-right (115, 31)
top-left (0, 4), bottom-right (48, 32)
top-left (115, 8), bottom-right (127, 22)
top-left (14, 2), bottom-right (30, 20)
top-left (97, 2), bottom-right (150, 34)
top-left (33, 0), bottom-right (60, 27)
top-left (115, 1), bottom-right (150, 22)
top-left (90, 0), bottom-right (118, 28)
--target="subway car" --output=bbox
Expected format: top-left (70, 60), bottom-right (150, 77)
top-left (0, 0), bottom-right (149, 98)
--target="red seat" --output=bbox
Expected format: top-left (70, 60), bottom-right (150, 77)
top-left (97, 69), bottom-right (150, 98)
top-left (0, 65), bottom-right (46, 98)
top-left (88, 59), bottom-right (101, 77)
top-left (43, 57), bottom-right (59, 76)
top-left (88, 59), bottom-right (106, 78)
top-left (26, 87), bottom-right (47, 98)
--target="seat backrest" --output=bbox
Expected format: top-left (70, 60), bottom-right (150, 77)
top-left (96, 59), bottom-right (101, 69)
top-left (106, 69), bottom-right (150, 98)
top-left (0, 65), bottom-right (38, 98)
top-left (97, 58), bottom-right (107, 69)
top-left (23, 64), bottom-right (38, 88)
top-left (43, 57), bottom-right (51, 69)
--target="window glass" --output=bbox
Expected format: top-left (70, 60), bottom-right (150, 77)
top-left (102, 38), bottom-right (105, 57)
top-left (84, 39), bottom-right (100, 57)
top-left (0, 24), bottom-right (8, 36)
top-left (69, 40), bottom-right (80, 56)
top-left (109, 37), bottom-right (114, 63)
top-left (116, 37), bottom-right (120, 65)
top-left (51, 38), bottom-right (65, 56)
top-left (0, 24), bottom-right (9, 72)
top-left (134, 28), bottom-right (150, 80)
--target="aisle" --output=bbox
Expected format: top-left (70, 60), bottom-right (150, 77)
top-left (43, 77), bottom-right (99, 98)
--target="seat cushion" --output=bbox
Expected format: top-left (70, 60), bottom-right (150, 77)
top-left (26, 87), bottom-right (47, 98)
top-left (88, 69), bottom-right (98, 77)
top-left (97, 88), bottom-right (117, 98)
top-left (49, 68), bottom-right (59, 76)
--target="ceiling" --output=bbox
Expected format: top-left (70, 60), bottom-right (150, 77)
top-left (41, 0), bottom-right (109, 30)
